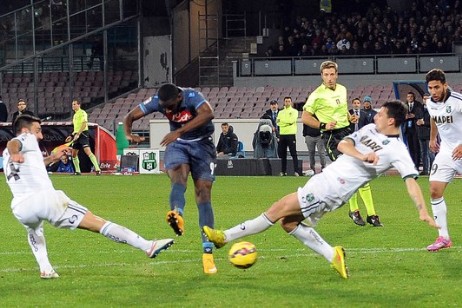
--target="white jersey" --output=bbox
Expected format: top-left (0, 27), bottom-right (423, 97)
top-left (3, 133), bottom-right (54, 199)
top-left (298, 124), bottom-right (417, 214)
top-left (427, 90), bottom-right (462, 153)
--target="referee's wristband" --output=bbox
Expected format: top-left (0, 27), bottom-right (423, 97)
top-left (319, 122), bottom-right (327, 130)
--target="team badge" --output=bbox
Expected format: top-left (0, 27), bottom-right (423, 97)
top-left (336, 99), bottom-right (340, 105)
top-left (382, 139), bottom-right (390, 145)
top-left (141, 151), bottom-right (158, 171)
top-left (446, 106), bottom-right (452, 113)
top-left (305, 193), bottom-right (315, 203)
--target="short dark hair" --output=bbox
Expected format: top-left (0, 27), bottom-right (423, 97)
top-left (382, 100), bottom-right (407, 127)
top-left (13, 114), bottom-right (41, 134)
top-left (426, 68), bottom-right (446, 84)
top-left (221, 122), bottom-right (229, 126)
top-left (158, 83), bottom-right (179, 101)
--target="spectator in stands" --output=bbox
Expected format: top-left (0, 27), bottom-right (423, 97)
top-left (415, 93), bottom-right (434, 175)
top-left (87, 38), bottom-right (104, 70)
top-left (0, 96), bottom-right (8, 122)
top-left (66, 99), bottom-right (101, 175)
top-left (277, 96), bottom-right (300, 176)
top-left (404, 91), bottom-right (423, 169)
top-left (216, 123), bottom-right (238, 157)
top-left (273, 44), bottom-right (287, 57)
top-left (362, 96), bottom-right (377, 124)
top-left (348, 97), bottom-right (379, 227)
top-left (336, 37), bottom-right (351, 51)
top-left (11, 99), bottom-right (34, 124)
top-left (263, 99), bottom-right (280, 137)
top-left (302, 118), bottom-right (325, 175)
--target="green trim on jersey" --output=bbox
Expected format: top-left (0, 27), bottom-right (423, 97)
top-left (73, 109), bottom-right (88, 133)
top-left (303, 83), bottom-right (350, 129)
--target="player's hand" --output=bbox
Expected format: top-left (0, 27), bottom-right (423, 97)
top-left (452, 144), bottom-right (462, 160)
top-left (429, 139), bottom-right (439, 153)
top-left (51, 148), bottom-right (71, 162)
top-left (362, 152), bottom-right (379, 165)
top-left (126, 134), bottom-right (145, 144)
top-left (10, 153), bottom-right (25, 163)
top-left (161, 131), bottom-right (181, 146)
top-left (420, 213), bottom-right (440, 229)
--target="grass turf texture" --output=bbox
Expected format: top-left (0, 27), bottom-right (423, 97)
top-left (0, 174), bottom-right (461, 307)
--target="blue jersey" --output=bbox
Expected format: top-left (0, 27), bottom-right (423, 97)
top-left (139, 87), bottom-right (214, 140)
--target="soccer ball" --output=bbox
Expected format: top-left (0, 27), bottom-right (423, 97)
top-left (228, 241), bottom-right (257, 269)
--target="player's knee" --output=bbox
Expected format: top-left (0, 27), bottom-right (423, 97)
top-left (279, 217), bottom-right (297, 233)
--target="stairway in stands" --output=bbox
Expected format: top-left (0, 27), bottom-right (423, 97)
top-left (199, 37), bottom-right (255, 87)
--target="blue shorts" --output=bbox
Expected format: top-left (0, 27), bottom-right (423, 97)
top-left (164, 136), bottom-right (216, 182)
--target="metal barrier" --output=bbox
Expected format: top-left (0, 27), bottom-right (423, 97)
top-left (238, 54), bottom-right (461, 76)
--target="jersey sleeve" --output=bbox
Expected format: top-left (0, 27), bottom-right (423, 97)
top-left (139, 95), bottom-right (160, 115)
top-left (185, 90), bottom-right (207, 110)
top-left (391, 142), bottom-right (419, 179)
top-left (303, 91), bottom-right (317, 114)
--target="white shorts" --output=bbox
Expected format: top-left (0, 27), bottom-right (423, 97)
top-left (11, 189), bottom-right (87, 230)
top-left (296, 176), bottom-right (344, 222)
top-left (429, 151), bottom-right (462, 183)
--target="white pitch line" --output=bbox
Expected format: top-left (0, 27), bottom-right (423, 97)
top-left (0, 246), bottom-right (460, 274)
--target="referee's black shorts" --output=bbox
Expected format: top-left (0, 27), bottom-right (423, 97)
top-left (321, 126), bottom-right (352, 161)
top-left (72, 131), bottom-right (91, 150)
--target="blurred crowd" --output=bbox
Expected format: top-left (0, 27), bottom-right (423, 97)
top-left (264, 0), bottom-right (462, 57)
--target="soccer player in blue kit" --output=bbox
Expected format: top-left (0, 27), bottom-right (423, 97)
top-left (123, 83), bottom-right (217, 274)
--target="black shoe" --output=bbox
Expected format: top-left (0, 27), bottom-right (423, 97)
top-left (348, 210), bottom-right (365, 226)
top-left (95, 170), bottom-right (101, 176)
top-left (74, 172), bottom-right (81, 176)
top-left (366, 215), bottom-right (383, 227)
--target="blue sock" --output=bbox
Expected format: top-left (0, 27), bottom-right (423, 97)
top-left (203, 241), bottom-right (214, 254)
top-left (198, 201), bottom-right (214, 243)
top-left (169, 183), bottom-right (186, 215)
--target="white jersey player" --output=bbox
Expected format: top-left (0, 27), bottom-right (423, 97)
top-left (202, 101), bottom-right (438, 279)
top-left (425, 68), bottom-right (462, 251)
top-left (3, 115), bottom-right (174, 279)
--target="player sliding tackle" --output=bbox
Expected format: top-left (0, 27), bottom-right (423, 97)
top-left (204, 100), bottom-right (439, 279)
top-left (3, 115), bottom-right (174, 279)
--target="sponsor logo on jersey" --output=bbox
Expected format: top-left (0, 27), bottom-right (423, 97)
top-left (166, 110), bottom-right (193, 123)
top-left (432, 115), bottom-right (453, 124)
top-left (360, 135), bottom-right (383, 151)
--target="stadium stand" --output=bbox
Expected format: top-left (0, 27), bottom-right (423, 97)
top-left (0, 71), bottom-right (137, 120)
top-left (86, 83), bottom-right (404, 132)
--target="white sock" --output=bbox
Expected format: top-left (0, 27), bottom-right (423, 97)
top-left (27, 225), bottom-right (54, 273)
top-left (100, 221), bottom-right (151, 251)
top-left (224, 213), bottom-right (274, 242)
top-left (431, 197), bottom-right (449, 239)
top-left (289, 223), bottom-right (334, 262)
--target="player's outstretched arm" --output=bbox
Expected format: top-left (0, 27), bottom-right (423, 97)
top-left (404, 177), bottom-right (440, 229)
top-left (337, 139), bottom-right (379, 164)
top-left (123, 106), bottom-right (146, 143)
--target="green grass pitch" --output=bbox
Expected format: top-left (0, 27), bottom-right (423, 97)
top-left (0, 174), bottom-right (461, 307)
